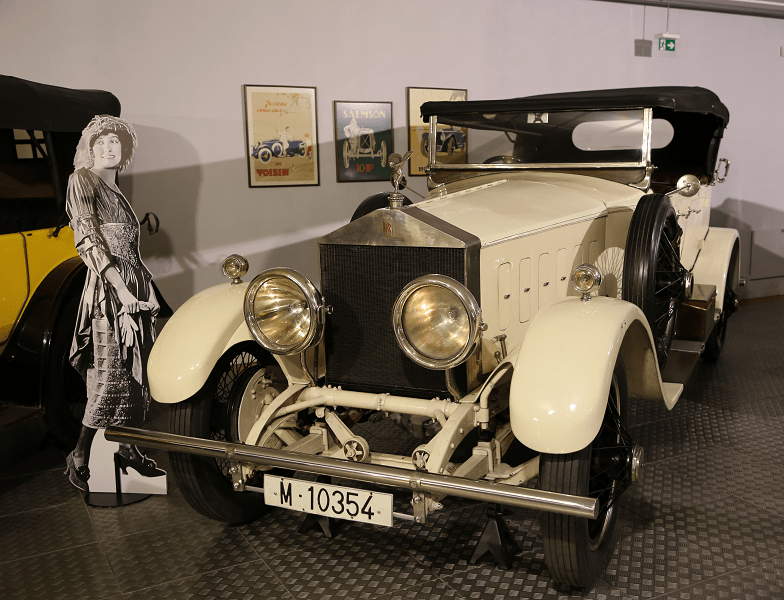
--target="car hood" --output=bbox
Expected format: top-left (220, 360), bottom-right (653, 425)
top-left (414, 172), bottom-right (639, 247)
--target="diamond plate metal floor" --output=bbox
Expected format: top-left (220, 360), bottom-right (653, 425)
top-left (2, 299), bottom-right (784, 599)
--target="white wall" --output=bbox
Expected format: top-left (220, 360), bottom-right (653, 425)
top-left (2, 0), bottom-right (783, 306)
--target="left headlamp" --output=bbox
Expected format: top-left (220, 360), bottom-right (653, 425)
top-left (244, 268), bottom-right (324, 355)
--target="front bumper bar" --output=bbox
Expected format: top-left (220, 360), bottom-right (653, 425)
top-left (105, 426), bottom-right (599, 519)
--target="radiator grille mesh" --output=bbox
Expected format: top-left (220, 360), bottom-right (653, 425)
top-left (320, 244), bottom-right (466, 396)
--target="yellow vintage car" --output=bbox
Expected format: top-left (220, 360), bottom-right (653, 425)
top-left (0, 75), bottom-right (120, 446)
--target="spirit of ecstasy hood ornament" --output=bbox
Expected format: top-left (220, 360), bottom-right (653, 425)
top-left (388, 151), bottom-right (412, 209)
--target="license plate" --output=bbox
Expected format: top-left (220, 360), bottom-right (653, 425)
top-left (263, 474), bottom-right (394, 527)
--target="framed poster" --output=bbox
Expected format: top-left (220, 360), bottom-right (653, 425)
top-left (407, 87), bottom-right (467, 177)
top-left (243, 85), bottom-right (319, 187)
top-left (334, 101), bottom-right (393, 182)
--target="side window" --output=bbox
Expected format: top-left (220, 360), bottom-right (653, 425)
top-left (13, 129), bottom-right (48, 159)
top-left (0, 128), bottom-right (59, 235)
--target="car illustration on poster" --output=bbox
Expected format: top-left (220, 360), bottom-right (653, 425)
top-left (342, 128), bottom-right (387, 170)
top-left (251, 137), bottom-right (308, 163)
top-left (420, 126), bottom-right (466, 156)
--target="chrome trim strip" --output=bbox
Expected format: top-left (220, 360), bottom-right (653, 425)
top-left (642, 107), bottom-right (653, 165)
top-left (318, 208), bottom-right (468, 249)
top-left (480, 212), bottom-right (606, 249)
top-left (429, 116), bottom-right (437, 165)
top-left (105, 426), bottom-right (598, 519)
top-left (429, 162), bottom-right (648, 172)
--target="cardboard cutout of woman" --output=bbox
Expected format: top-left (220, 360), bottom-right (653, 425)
top-left (64, 115), bottom-right (163, 491)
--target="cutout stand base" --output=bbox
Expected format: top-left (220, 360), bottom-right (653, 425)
top-left (84, 451), bottom-right (150, 508)
top-left (85, 491), bottom-right (150, 507)
top-left (469, 504), bottom-right (521, 569)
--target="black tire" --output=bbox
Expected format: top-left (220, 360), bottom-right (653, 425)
top-left (42, 295), bottom-right (87, 447)
top-left (350, 192), bottom-right (412, 222)
top-left (446, 137), bottom-right (456, 156)
top-left (622, 194), bottom-right (686, 369)
top-left (169, 343), bottom-right (270, 524)
top-left (379, 141), bottom-right (387, 169)
top-left (420, 136), bottom-right (429, 157)
top-left (540, 358), bottom-right (629, 588)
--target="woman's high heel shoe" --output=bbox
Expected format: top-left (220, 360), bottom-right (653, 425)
top-left (114, 450), bottom-right (165, 477)
top-left (65, 452), bottom-right (90, 492)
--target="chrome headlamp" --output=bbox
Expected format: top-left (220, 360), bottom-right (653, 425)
top-left (244, 268), bottom-right (324, 355)
top-left (222, 254), bottom-right (249, 284)
top-left (392, 275), bottom-right (483, 370)
top-left (571, 264), bottom-right (603, 301)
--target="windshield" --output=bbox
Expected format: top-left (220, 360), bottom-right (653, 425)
top-left (428, 109), bottom-right (672, 169)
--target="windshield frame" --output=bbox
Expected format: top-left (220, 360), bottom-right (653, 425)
top-left (425, 107), bottom-right (653, 174)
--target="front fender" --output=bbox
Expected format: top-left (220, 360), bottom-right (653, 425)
top-left (690, 227), bottom-right (740, 312)
top-left (148, 282), bottom-right (249, 403)
top-left (510, 296), bottom-right (665, 454)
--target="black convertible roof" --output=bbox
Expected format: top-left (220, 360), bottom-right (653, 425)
top-left (421, 86), bottom-right (729, 126)
top-left (0, 74), bottom-right (121, 132)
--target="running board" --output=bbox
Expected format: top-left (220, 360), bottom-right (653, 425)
top-left (662, 339), bottom-right (704, 385)
top-left (105, 426), bottom-right (598, 519)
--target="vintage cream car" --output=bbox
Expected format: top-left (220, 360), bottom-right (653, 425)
top-left (108, 86), bottom-right (739, 588)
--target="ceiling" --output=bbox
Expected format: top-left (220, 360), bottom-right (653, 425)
top-left (597, 0), bottom-right (784, 19)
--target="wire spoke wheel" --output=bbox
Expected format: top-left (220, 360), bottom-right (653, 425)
top-left (169, 343), bottom-right (272, 523)
top-left (209, 349), bottom-right (263, 482)
top-left (595, 246), bottom-right (624, 299)
top-left (623, 194), bottom-right (686, 369)
top-left (587, 396), bottom-right (634, 532)
top-left (540, 358), bottom-right (630, 587)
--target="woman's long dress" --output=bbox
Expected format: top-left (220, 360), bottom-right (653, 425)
top-left (66, 168), bottom-right (157, 428)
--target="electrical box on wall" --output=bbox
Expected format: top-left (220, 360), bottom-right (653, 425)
top-left (635, 39), bottom-right (652, 57)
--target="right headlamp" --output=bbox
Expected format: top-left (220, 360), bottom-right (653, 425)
top-left (392, 275), bottom-right (483, 370)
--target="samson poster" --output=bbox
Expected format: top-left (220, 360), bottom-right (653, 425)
top-left (334, 101), bottom-right (393, 182)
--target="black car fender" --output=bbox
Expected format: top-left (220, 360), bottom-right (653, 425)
top-left (7, 256), bottom-right (86, 368)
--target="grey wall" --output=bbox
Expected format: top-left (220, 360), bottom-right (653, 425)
top-left (2, 0), bottom-right (782, 306)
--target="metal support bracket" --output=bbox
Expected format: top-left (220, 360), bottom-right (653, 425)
top-left (226, 445), bottom-right (245, 492)
top-left (324, 409), bottom-right (370, 462)
top-left (412, 491), bottom-right (427, 524)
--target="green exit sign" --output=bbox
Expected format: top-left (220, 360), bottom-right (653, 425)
top-left (659, 38), bottom-right (676, 51)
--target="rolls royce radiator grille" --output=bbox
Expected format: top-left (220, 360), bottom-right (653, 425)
top-left (319, 244), bottom-right (466, 397)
